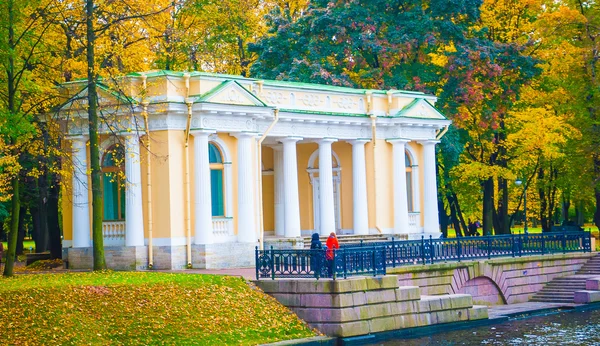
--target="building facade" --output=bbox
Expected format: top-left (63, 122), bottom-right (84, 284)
top-left (58, 71), bottom-right (450, 270)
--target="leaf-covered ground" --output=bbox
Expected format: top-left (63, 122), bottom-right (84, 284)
top-left (0, 271), bottom-right (316, 345)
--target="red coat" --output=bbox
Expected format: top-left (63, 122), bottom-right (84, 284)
top-left (326, 235), bottom-right (339, 260)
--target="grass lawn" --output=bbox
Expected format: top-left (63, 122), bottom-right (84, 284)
top-left (0, 271), bottom-right (316, 345)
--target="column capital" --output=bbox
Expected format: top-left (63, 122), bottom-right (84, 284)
top-left (231, 131), bottom-right (259, 139)
top-left (279, 136), bottom-right (303, 144)
top-left (317, 137), bottom-right (337, 145)
top-left (66, 134), bottom-right (89, 142)
top-left (268, 143), bottom-right (283, 151)
top-left (347, 139), bottom-right (370, 146)
top-left (120, 130), bottom-right (145, 138)
top-left (386, 138), bottom-right (410, 145)
top-left (190, 129), bottom-right (216, 137)
top-left (417, 139), bottom-right (440, 146)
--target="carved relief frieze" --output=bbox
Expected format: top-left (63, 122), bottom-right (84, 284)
top-left (263, 91), bottom-right (286, 105)
top-left (301, 94), bottom-right (322, 107)
top-left (336, 96), bottom-right (357, 110)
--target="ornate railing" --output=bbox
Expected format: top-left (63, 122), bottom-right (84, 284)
top-left (255, 231), bottom-right (592, 280)
top-left (102, 221), bottom-right (126, 246)
top-left (255, 247), bottom-right (386, 280)
top-left (212, 217), bottom-right (233, 238)
top-left (408, 212), bottom-right (419, 228)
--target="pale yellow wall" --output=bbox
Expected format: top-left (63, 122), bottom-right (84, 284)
top-left (167, 131), bottom-right (186, 239)
top-left (261, 147), bottom-right (274, 232)
top-left (332, 141), bottom-right (353, 230)
top-left (297, 143), bottom-right (317, 231)
top-left (376, 140), bottom-right (394, 230)
top-left (61, 140), bottom-right (74, 242)
top-left (144, 131), bottom-right (172, 239)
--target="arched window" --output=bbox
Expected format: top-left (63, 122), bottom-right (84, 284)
top-left (406, 153), bottom-right (413, 212)
top-left (102, 144), bottom-right (125, 221)
top-left (209, 142), bottom-right (225, 217)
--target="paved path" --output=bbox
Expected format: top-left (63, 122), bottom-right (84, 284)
top-left (160, 268), bottom-right (257, 280)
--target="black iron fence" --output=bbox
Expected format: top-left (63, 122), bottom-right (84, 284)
top-left (255, 231), bottom-right (592, 280)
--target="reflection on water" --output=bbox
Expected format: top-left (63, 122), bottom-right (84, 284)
top-left (369, 308), bottom-right (600, 345)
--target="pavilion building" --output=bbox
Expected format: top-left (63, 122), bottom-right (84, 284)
top-left (57, 71), bottom-right (450, 270)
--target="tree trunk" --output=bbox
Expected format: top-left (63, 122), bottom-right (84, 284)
top-left (438, 195), bottom-right (449, 238)
top-left (538, 167), bottom-right (550, 232)
top-left (562, 196), bottom-right (570, 223)
top-left (87, 0), bottom-right (106, 270)
top-left (3, 178), bottom-right (20, 276)
top-left (594, 186), bottom-right (600, 230)
top-left (47, 180), bottom-right (62, 259)
top-left (482, 178), bottom-right (494, 236)
top-left (494, 177), bottom-right (510, 234)
top-left (16, 205), bottom-right (27, 255)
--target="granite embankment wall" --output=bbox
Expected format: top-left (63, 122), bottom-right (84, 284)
top-left (254, 276), bottom-right (488, 338)
top-left (388, 252), bottom-right (596, 305)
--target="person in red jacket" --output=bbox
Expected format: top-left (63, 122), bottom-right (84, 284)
top-left (325, 232), bottom-right (339, 277)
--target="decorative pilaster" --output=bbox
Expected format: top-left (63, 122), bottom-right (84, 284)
top-left (271, 145), bottom-right (285, 237)
top-left (349, 140), bottom-right (369, 235)
top-left (388, 139), bottom-right (410, 235)
top-left (233, 133), bottom-right (258, 242)
top-left (281, 138), bottom-right (302, 238)
top-left (191, 130), bottom-right (215, 244)
top-left (124, 133), bottom-right (145, 247)
top-left (71, 135), bottom-right (91, 248)
top-left (318, 138), bottom-right (337, 236)
top-left (420, 140), bottom-right (441, 235)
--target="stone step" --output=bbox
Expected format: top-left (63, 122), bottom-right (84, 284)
top-left (530, 298), bottom-right (574, 303)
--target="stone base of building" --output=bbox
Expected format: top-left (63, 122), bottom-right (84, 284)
top-left (67, 246), bottom-right (148, 270)
top-left (192, 242), bottom-right (257, 269)
top-left (254, 275), bottom-right (488, 338)
top-left (264, 237), bottom-right (305, 250)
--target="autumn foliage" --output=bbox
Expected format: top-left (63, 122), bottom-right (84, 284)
top-left (0, 272), bottom-right (315, 345)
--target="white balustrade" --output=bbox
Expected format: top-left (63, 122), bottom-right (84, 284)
top-left (212, 217), bottom-right (234, 242)
top-left (102, 221), bottom-right (126, 246)
top-left (408, 212), bottom-right (420, 228)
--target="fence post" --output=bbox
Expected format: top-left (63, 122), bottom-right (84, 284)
top-left (392, 237), bottom-right (396, 268)
top-left (541, 233), bottom-right (545, 255)
top-left (372, 248), bottom-right (377, 277)
top-left (343, 248), bottom-right (348, 279)
top-left (562, 232), bottom-right (567, 254)
top-left (457, 237), bottom-right (461, 262)
top-left (511, 233), bottom-right (515, 257)
top-left (429, 235), bottom-right (435, 264)
top-left (487, 236), bottom-right (491, 260)
top-left (382, 247), bottom-right (387, 275)
top-left (332, 248), bottom-right (337, 280)
top-left (518, 233), bottom-right (523, 257)
top-left (588, 231), bottom-right (592, 252)
top-left (421, 236), bottom-right (426, 265)
top-left (270, 246), bottom-right (276, 280)
top-left (255, 246), bottom-right (259, 280)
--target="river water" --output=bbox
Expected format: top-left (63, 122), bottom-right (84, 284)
top-left (369, 308), bottom-right (600, 345)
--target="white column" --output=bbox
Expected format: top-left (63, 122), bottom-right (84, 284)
top-left (281, 138), bottom-right (302, 238)
top-left (388, 139), bottom-right (410, 235)
top-left (234, 133), bottom-right (258, 242)
top-left (71, 135), bottom-right (91, 248)
top-left (271, 145), bottom-right (285, 237)
top-left (420, 140), bottom-right (441, 235)
top-left (191, 130), bottom-right (214, 244)
top-left (124, 133), bottom-right (145, 247)
top-left (349, 140), bottom-right (369, 235)
top-left (318, 138), bottom-right (337, 236)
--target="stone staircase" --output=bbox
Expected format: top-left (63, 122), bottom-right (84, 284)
top-left (302, 233), bottom-right (401, 249)
top-left (530, 253), bottom-right (600, 304)
top-left (577, 253), bottom-right (600, 275)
